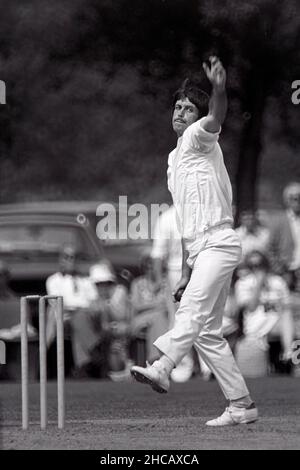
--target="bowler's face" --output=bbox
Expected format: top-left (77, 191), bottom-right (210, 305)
top-left (172, 98), bottom-right (199, 137)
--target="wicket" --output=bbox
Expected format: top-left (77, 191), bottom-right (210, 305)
top-left (21, 295), bottom-right (65, 430)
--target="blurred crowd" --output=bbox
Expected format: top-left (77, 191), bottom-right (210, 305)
top-left (0, 181), bottom-right (300, 381)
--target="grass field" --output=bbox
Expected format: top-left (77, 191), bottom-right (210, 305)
top-left (1, 376), bottom-right (300, 450)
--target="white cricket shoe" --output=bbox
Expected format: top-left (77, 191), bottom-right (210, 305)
top-left (131, 361), bottom-right (170, 393)
top-left (206, 404), bottom-right (259, 427)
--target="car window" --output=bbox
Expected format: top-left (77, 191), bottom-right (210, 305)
top-left (0, 223), bottom-right (96, 259)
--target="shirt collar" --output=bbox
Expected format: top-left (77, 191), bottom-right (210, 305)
top-left (176, 136), bottom-right (183, 148)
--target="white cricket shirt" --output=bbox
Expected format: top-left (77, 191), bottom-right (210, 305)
top-left (167, 117), bottom-right (234, 260)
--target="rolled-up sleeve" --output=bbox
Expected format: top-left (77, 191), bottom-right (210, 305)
top-left (183, 117), bottom-right (221, 153)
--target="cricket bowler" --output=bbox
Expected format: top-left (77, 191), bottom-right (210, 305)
top-left (131, 56), bottom-right (258, 427)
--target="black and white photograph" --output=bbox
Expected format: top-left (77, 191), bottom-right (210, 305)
top-left (0, 0), bottom-right (299, 453)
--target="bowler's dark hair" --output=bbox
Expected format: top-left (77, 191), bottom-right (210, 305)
top-left (173, 79), bottom-right (209, 118)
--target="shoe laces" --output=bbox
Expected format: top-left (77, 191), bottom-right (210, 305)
top-left (146, 361), bottom-right (158, 370)
top-left (148, 360), bottom-right (165, 373)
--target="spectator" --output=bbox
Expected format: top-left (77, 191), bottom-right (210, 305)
top-left (235, 251), bottom-right (294, 374)
top-left (71, 262), bottom-right (132, 379)
top-left (269, 182), bottom-right (300, 284)
top-left (151, 206), bottom-right (194, 383)
top-left (236, 210), bottom-right (270, 260)
top-left (0, 261), bottom-right (16, 300)
top-left (130, 255), bottom-right (169, 364)
top-left (0, 262), bottom-right (36, 380)
top-left (268, 182), bottom-right (300, 355)
top-left (91, 262), bottom-right (132, 380)
top-left (46, 245), bottom-right (96, 313)
top-left (45, 245), bottom-right (97, 376)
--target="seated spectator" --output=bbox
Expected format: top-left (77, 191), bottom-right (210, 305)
top-left (0, 262), bottom-right (36, 380)
top-left (236, 210), bottom-right (270, 260)
top-left (267, 183), bottom-right (300, 375)
top-left (71, 262), bottom-right (132, 380)
top-left (45, 245), bottom-right (97, 376)
top-left (235, 251), bottom-right (294, 375)
top-left (46, 245), bottom-right (96, 314)
top-left (0, 260), bottom-right (31, 338)
top-left (130, 255), bottom-right (169, 363)
top-left (0, 261), bottom-right (32, 340)
top-left (0, 261), bottom-right (17, 300)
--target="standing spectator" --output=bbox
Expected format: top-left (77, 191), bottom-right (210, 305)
top-left (0, 262), bottom-right (36, 341)
top-left (91, 263), bottom-right (132, 380)
top-left (236, 210), bottom-right (270, 260)
top-left (151, 206), bottom-right (194, 382)
top-left (269, 182), bottom-right (300, 283)
top-left (235, 251), bottom-right (294, 374)
top-left (269, 183), bottom-right (300, 352)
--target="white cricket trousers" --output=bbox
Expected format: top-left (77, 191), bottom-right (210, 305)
top-left (154, 226), bottom-right (250, 400)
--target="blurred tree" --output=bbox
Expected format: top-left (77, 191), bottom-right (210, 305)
top-left (0, 0), bottom-right (299, 210)
top-left (198, 0), bottom-right (300, 216)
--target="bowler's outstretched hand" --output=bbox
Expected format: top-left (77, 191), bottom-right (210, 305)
top-left (203, 56), bottom-right (226, 92)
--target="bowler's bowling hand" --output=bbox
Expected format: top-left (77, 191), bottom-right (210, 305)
top-left (203, 56), bottom-right (226, 92)
top-left (172, 277), bottom-right (189, 303)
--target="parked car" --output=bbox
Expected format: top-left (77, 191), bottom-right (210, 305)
top-left (0, 201), bottom-right (151, 295)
